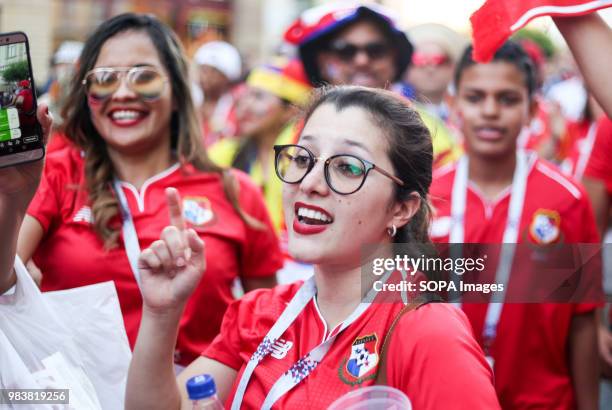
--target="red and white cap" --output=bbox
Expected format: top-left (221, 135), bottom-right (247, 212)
top-left (283, 1), bottom-right (413, 86)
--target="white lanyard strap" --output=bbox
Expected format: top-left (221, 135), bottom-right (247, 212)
top-left (450, 155), bottom-right (469, 244)
top-left (574, 122), bottom-right (598, 180)
top-left (230, 277), bottom-right (317, 410)
top-left (450, 150), bottom-right (530, 347)
top-left (232, 272), bottom-right (389, 410)
top-left (112, 179), bottom-right (142, 289)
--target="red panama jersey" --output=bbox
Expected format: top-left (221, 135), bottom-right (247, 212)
top-left (27, 147), bottom-right (283, 365)
top-left (430, 152), bottom-right (600, 409)
top-left (204, 282), bottom-right (500, 409)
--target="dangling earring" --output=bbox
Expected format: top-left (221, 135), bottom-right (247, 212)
top-left (387, 224), bottom-right (397, 238)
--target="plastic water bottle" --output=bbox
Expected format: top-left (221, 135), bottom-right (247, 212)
top-left (186, 374), bottom-right (224, 410)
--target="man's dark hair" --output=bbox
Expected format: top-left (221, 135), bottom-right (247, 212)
top-left (454, 40), bottom-right (537, 99)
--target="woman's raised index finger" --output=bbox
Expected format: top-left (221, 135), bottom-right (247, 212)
top-left (165, 187), bottom-right (186, 230)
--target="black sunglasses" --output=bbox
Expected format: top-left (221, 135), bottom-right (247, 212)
top-left (328, 40), bottom-right (392, 62)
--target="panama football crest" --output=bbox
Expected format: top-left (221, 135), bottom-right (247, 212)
top-left (528, 209), bottom-right (561, 244)
top-left (182, 196), bottom-right (215, 227)
top-left (338, 333), bottom-right (379, 385)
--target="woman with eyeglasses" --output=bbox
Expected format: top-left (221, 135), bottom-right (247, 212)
top-left (16, 13), bottom-right (282, 369)
top-left (125, 86), bottom-right (500, 409)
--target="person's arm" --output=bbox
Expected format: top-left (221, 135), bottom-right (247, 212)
top-left (126, 188), bottom-right (237, 410)
top-left (127, 308), bottom-right (237, 409)
top-left (177, 357), bottom-right (237, 406)
top-left (17, 215), bottom-right (44, 263)
top-left (14, 94), bottom-right (24, 109)
top-left (569, 311), bottom-right (599, 410)
top-left (16, 215), bottom-right (45, 286)
top-left (0, 200), bottom-right (24, 293)
top-left (582, 177), bottom-right (609, 236)
top-left (0, 104), bottom-right (52, 294)
top-left (553, 13), bottom-right (612, 117)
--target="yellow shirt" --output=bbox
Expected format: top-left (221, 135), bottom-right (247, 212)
top-left (417, 107), bottom-right (462, 168)
top-left (208, 123), bottom-right (298, 232)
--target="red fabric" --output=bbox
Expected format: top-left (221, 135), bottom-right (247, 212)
top-left (16, 88), bottom-right (35, 126)
top-left (430, 154), bottom-right (600, 409)
top-left (27, 147), bottom-right (283, 365)
top-left (584, 116), bottom-right (612, 195)
top-left (204, 283), bottom-right (500, 409)
top-left (46, 131), bottom-right (73, 153)
top-left (558, 118), bottom-right (594, 177)
top-left (470, 0), bottom-right (612, 62)
top-left (520, 97), bottom-right (553, 153)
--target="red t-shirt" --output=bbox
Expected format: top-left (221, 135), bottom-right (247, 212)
top-left (27, 147), bottom-right (283, 365)
top-left (17, 88), bottom-right (35, 127)
top-left (584, 116), bottom-right (612, 196)
top-left (204, 282), bottom-right (500, 409)
top-left (46, 131), bottom-right (73, 153)
top-left (430, 153), bottom-right (600, 409)
top-left (558, 119), bottom-right (594, 178)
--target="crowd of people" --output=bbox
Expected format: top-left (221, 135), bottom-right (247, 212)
top-left (1, 1), bottom-right (612, 409)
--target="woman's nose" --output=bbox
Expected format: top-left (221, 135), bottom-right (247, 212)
top-left (298, 159), bottom-right (330, 196)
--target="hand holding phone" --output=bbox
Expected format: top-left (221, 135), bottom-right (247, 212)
top-left (0, 103), bottom-right (52, 198)
top-left (0, 31), bottom-right (45, 170)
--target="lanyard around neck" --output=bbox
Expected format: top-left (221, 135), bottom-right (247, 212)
top-left (231, 271), bottom-right (392, 410)
top-left (449, 150), bottom-right (530, 349)
top-left (112, 179), bottom-right (142, 290)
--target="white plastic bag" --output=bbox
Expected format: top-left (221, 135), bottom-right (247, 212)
top-left (0, 257), bottom-right (131, 409)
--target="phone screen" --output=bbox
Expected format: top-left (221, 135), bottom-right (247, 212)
top-left (0, 34), bottom-right (43, 162)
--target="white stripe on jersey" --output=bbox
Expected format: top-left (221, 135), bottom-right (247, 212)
top-left (536, 162), bottom-right (582, 200)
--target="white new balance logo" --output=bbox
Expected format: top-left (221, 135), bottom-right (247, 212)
top-left (270, 339), bottom-right (293, 359)
top-left (73, 206), bottom-right (93, 224)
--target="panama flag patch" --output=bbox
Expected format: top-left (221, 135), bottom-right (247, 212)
top-left (182, 196), bottom-right (215, 227)
top-left (528, 209), bottom-right (561, 244)
top-left (345, 334), bottom-right (379, 378)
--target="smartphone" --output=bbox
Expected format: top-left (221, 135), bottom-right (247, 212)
top-left (0, 31), bottom-right (44, 168)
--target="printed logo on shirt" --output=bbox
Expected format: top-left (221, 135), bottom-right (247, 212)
top-left (338, 333), bottom-right (379, 386)
top-left (270, 338), bottom-right (294, 359)
top-left (528, 209), bottom-right (561, 244)
top-left (182, 196), bottom-right (215, 228)
top-left (72, 206), bottom-right (93, 224)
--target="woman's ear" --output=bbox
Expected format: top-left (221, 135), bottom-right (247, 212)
top-left (390, 192), bottom-right (421, 231)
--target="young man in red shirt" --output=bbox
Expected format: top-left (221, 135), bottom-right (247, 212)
top-left (430, 41), bottom-right (600, 409)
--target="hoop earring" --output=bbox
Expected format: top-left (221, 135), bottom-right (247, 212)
top-left (387, 225), bottom-right (397, 238)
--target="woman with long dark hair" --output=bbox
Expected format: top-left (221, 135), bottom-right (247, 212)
top-left (17, 13), bottom-right (281, 368)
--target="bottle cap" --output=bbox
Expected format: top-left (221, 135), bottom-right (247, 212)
top-left (186, 374), bottom-right (217, 400)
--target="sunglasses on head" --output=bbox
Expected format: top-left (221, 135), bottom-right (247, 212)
top-left (411, 52), bottom-right (450, 67)
top-left (328, 40), bottom-right (392, 62)
top-left (82, 66), bottom-right (168, 101)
